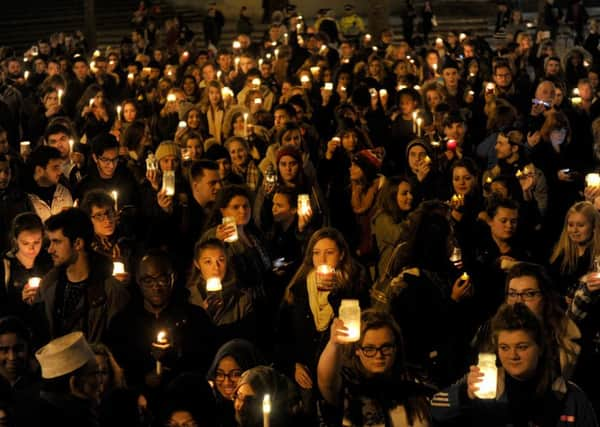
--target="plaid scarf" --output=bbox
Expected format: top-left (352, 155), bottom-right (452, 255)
top-left (234, 160), bottom-right (260, 192)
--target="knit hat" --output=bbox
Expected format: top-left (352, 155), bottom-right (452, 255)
top-left (352, 148), bottom-right (385, 181)
top-left (405, 139), bottom-right (432, 160)
top-left (35, 332), bottom-right (96, 379)
top-left (155, 141), bottom-right (180, 161)
top-left (276, 145), bottom-right (303, 166)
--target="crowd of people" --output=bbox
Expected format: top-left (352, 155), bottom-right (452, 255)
top-left (1, 1), bottom-right (600, 426)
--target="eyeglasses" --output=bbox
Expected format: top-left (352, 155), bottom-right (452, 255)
top-left (139, 275), bottom-right (172, 289)
top-left (359, 344), bottom-right (396, 358)
top-left (98, 156), bottom-right (119, 164)
top-left (506, 290), bottom-right (542, 300)
top-left (215, 369), bottom-right (243, 383)
top-left (90, 209), bottom-right (115, 222)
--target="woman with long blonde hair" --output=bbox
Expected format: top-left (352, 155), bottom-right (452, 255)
top-left (549, 201), bottom-right (600, 298)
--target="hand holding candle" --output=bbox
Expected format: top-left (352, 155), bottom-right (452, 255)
top-left (152, 331), bottom-right (170, 375)
top-left (206, 277), bottom-right (222, 292)
top-left (22, 277), bottom-right (42, 305)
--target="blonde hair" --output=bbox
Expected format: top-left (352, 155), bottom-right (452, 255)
top-left (550, 201), bottom-right (600, 273)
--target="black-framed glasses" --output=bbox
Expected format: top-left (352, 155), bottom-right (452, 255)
top-left (98, 156), bottom-right (119, 164)
top-left (359, 344), bottom-right (396, 358)
top-left (90, 209), bottom-right (115, 222)
top-left (506, 290), bottom-right (542, 301)
top-left (139, 274), bottom-right (173, 289)
top-left (215, 369), bottom-right (243, 383)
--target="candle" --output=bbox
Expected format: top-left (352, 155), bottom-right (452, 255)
top-left (221, 87), bottom-right (233, 99)
top-left (167, 93), bottom-right (176, 103)
top-left (153, 331), bottom-right (170, 375)
top-left (274, 48), bottom-right (279, 60)
top-left (127, 72), bottom-right (134, 82)
top-left (234, 57), bottom-right (240, 71)
top-left (162, 171), bottom-right (175, 196)
top-left (485, 176), bottom-right (493, 184)
top-left (423, 155), bottom-right (431, 165)
top-left (57, 89), bottom-right (64, 104)
top-left (413, 85), bottom-right (421, 91)
top-left (258, 58), bottom-right (263, 67)
top-left (222, 216), bottom-right (239, 243)
top-left (459, 33), bottom-right (467, 42)
top-left (116, 105), bottom-right (122, 120)
top-left (300, 75), bottom-right (310, 84)
top-left (243, 112), bottom-right (249, 138)
top-left (573, 88), bottom-right (580, 96)
top-left (432, 63), bottom-right (438, 74)
top-left (251, 78), bottom-right (261, 87)
top-left (372, 46), bottom-right (378, 52)
top-left (68, 139), bottom-right (74, 164)
top-left (586, 173), bottom-right (600, 187)
top-left (263, 394), bottom-right (271, 427)
top-left (379, 89), bottom-right (387, 98)
top-left (232, 40), bottom-right (241, 50)
top-left (365, 33), bottom-right (372, 42)
top-left (284, 33), bottom-right (288, 44)
top-left (89, 98), bottom-right (94, 108)
top-left (24, 71), bottom-right (30, 80)
top-left (571, 96), bottom-right (582, 106)
top-left (310, 66), bottom-right (320, 77)
top-left (112, 261), bottom-right (125, 276)
top-left (461, 272), bottom-right (469, 281)
top-left (475, 353), bottom-right (497, 399)
top-left (206, 277), bottom-right (222, 292)
top-left (20, 141), bottom-right (30, 156)
top-left (412, 111), bottom-right (417, 133)
top-left (516, 169), bottom-right (523, 178)
top-left (111, 190), bottom-right (118, 211)
top-left (416, 117), bottom-right (423, 137)
top-left (435, 37), bottom-right (443, 45)
top-left (298, 194), bottom-right (310, 215)
top-left (265, 53), bottom-right (272, 60)
top-left (28, 277), bottom-right (41, 289)
top-left (338, 299), bottom-right (361, 342)
top-left (93, 49), bottom-right (101, 58)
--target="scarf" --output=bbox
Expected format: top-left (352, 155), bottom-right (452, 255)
top-left (207, 107), bottom-right (224, 143)
top-left (306, 270), bottom-right (334, 332)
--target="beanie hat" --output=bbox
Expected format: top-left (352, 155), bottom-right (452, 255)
top-left (352, 148), bottom-right (385, 181)
top-left (276, 145), bottom-right (303, 166)
top-left (405, 139), bottom-right (432, 160)
top-left (155, 141), bottom-right (180, 161)
top-left (441, 57), bottom-right (459, 72)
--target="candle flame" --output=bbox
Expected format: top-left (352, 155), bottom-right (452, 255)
top-left (157, 331), bottom-right (168, 344)
top-left (263, 394), bottom-right (271, 414)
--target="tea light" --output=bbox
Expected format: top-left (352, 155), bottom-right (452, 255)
top-left (461, 272), bottom-right (469, 281)
top-left (153, 331), bottom-right (170, 375)
top-left (112, 261), bottom-right (125, 276)
top-left (310, 66), bottom-right (320, 76)
top-left (571, 96), bottom-right (582, 106)
top-left (111, 190), bottom-right (118, 211)
top-left (298, 194), bottom-right (310, 215)
top-left (28, 277), bottom-right (41, 289)
top-left (116, 105), bottom-right (122, 120)
top-left (586, 173), bottom-right (600, 187)
top-left (206, 277), bottom-right (222, 292)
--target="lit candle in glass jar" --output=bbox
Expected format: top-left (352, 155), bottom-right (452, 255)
top-left (112, 261), bottom-right (125, 276)
top-left (586, 173), bottom-right (600, 187)
top-left (206, 277), bottom-right (222, 292)
top-left (475, 353), bottom-right (497, 399)
top-left (298, 194), bottom-right (310, 216)
top-left (153, 331), bottom-right (170, 375)
top-left (28, 277), bottom-right (41, 289)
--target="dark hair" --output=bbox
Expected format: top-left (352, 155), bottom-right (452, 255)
top-left (190, 159), bottom-right (219, 182)
top-left (188, 238), bottom-right (236, 292)
top-left (11, 212), bottom-right (44, 247)
top-left (45, 208), bottom-right (95, 252)
top-left (273, 103), bottom-right (296, 119)
top-left (275, 122), bottom-right (302, 146)
top-left (491, 303), bottom-right (553, 396)
top-left (137, 247), bottom-right (174, 278)
top-left (29, 145), bottom-right (62, 169)
top-left (80, 190), bottom-right (115, 215)
top-left (485, 195), bottom-right (519, 219)
top-left (0, 316), bottom-right (31, 342)
top-left (90, 133), bottom-right (119, 157)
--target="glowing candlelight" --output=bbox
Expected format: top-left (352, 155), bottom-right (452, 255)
top-left (475, 353), bottom-right (497, 399)
top-left (28, 277), bottom-right (41, 289)
top-left (20, 141), bottom-right (30, 156)
top-left (93, 49), bottom-right (101, 58)
top-left (167, 93), bottom-right (176, 103)
top-left (586, 173), bottom-right (600, 187)
top-left (232, 40), bottom-right (241, 50)
top-left (432, 63), bottom-right (438, 73)
top-left (116, 105), bottom-right (122, 120)
top-left (573, 88), bottom-right (580, 96)
top-left (300, 75), bottom-right (310, 84)
top-left (486, 176), bottom-right (493, 184)
top-left (274, 48), bottom-right (279, 60)
top-left (423, 155), bottom-right (431, 165)
top-left (162, 171), bottom-right (175, 196)
top-left (298, 194), bottom-right (310, 215)
top-left (461, 272), bottom-right (469, 281)
top-left (416, 117), bottom-right (423, 137)
top-left (365, 33), bottom-right (372, 42)
top-left (24, 71), bottom-right (30, 80)
top-left (447, 139), bottom-right (457, 150)
top-left (234, 57), bottom-right (240, 71)
top-left (263, 394), bottom-right (271, 427)
top-left (243, 112), bottom-right (249, 138)
top-left (412, 111), bottom-right (417, 133)
top-left (89, 98), bottom-right (94, 108)
top-left (284, 33), bottom-right (288, 44)
top-left (338, 299), bottom-right (361, 342)
top-left (459, 33), bottom-right (467, 42)
top-left (379, 89), bottom-right (387, 98)
top-left (153, 331), bottom-right (170, 375)
top-left (111, 190), bottom-right (118, 211)
top-left (258, 58), bottom-right (263, 67)
top-left (127, 72), bottom-right (134, 82)
top-left (112, 261), bottom-right (125, 276)
top-left (310, 66), bottom-right (320, 76)
top-left (57, 89), bottom-right (63, 104)
top-left (206, 277), bottom-right (222, 292)
top-left (251, 78), bottom-right (261, 87)
top-left (222, 216), bottom-right (239, 243)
